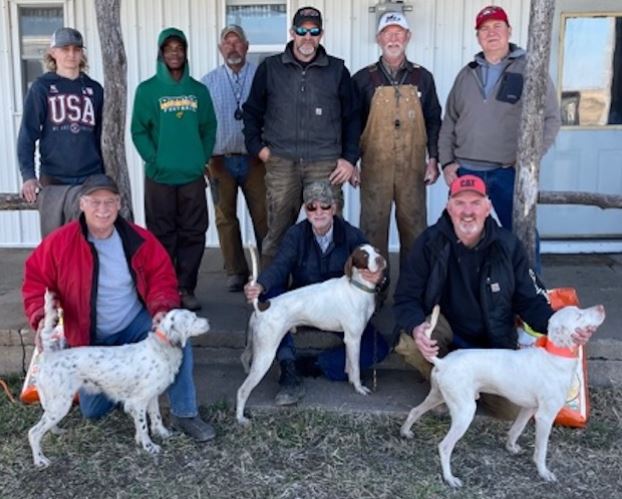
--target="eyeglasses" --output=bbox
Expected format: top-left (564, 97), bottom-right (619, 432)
top-left (294, 27), bottom-right (322, 37)
top-left (83, 197), bottom-right (118, 209)
top-left (305, 202), bottom-right (332, 212)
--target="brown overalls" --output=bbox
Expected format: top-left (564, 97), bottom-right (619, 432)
top-left (360, 67), bottom-right (428, 267)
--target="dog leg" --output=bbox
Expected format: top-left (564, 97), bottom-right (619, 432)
top-left (147, 397), bottom-right (172, 439)
top-left (127, 403), bottom-right (161, 454)
top-left (236, 349), bottom-right (276, 426)
top-left (438, 398), bottom-right (477, 488)
top-left (343, 332), bottom-right (370, 395)
top-left (29, 392), bottom-right (73, 468)
top-left (400, 385), bottom-right (445, 439)
top-left (533, 409), bottom-right (558, 482)
top-left (506, 407), bottom-right (536, 454)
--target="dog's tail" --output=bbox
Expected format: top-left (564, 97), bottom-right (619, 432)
top-left (249, 245), bottom-right (260, 315)
top-left (425, 305), bottom-right (441, 366)
top-left (40, 289), bottom-right (63, 352)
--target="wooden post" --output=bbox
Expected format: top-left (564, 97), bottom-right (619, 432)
top-left (512, 0), bottom-right (556, 266)
top-left (94, 0), bottom-right (133, 221)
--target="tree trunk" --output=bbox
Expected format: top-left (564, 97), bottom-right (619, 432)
top-left (512, 0), bottom-right (556, 266)
top-left (94, 0), bottom-right (133, 220)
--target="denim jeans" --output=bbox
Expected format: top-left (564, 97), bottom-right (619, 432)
top-left (79, 307), bottom-right (198, 419)
top-left (223, 155), bottom-right (250, 184)
top-left (458, 166), bottom-right (541, 273)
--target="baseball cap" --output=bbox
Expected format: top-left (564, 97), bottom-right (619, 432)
top-left (220, 24), bottom-right (247, 43)
top-left (377, 11), bottom-right (410, 34)
top-left (50, 27), bottom-right (84, 48)
top-left (449, 175), bottom-right (487, 198)
top-left (293, 6), bottom-right (323, 29)
top-left (475, 5), bottom-right (510, 30)
top-left (303, 180), bottom-right (334, 204)
top-left (81, 174), bottom-right (120, 196)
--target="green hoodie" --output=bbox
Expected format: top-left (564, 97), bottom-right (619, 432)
top-left (131, 28), bottom-right (216, 185)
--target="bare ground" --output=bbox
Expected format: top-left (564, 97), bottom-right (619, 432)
top-left (0, 376), bottom-right (620, 499)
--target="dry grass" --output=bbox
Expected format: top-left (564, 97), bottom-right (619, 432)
top-left (0, 376), bottom-right (620, 499)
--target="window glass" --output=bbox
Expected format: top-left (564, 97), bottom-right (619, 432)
top-left (561, 15), bottom-right (622, 126)
top-left (226, 2), bottom-right (287, 46)
top-left (18, 6), bottom-right (64, 96)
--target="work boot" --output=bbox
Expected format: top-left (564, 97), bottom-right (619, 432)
top-left (295, 354), bottom-right (323, 378)
top-left (226, 274), bottom-right (247, 293)
top-left (170, 415), bottom-right (216, 442)
top-left (275, 360), bottom-right (305, 406)
top-left (180, 290), bottom-right (201, 311)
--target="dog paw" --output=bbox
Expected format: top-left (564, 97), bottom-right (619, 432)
top-left (539, 468), bottom-right (557, 482)
top-left (34, 455), bottom-right (51, 469)
top-left (354, 385), bottom-right (371, 396)
top-left (153, 426), bottom-right (173, 439)
top-left (506, 441), bottom-right (522, 454)
top-left (237, 416), bottom-right (251, 428)
top-left (144, 442), bottom-right (161, 455)
top-left (444, 474), bottom-right (463, 488)
top-left (399, 427), bottom-right (414, 439)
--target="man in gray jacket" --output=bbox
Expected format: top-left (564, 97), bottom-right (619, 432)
top-left (439, 5), bottom-right (560, 233)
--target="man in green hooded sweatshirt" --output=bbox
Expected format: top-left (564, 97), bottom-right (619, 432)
top-left (131, 28), bottom-right (217, 311)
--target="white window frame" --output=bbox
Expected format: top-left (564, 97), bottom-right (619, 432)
top-left (9, 0), bottom-right (73, 116)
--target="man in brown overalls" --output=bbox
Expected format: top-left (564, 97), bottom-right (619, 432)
top-left (353, 11), bottom-right (442, 271)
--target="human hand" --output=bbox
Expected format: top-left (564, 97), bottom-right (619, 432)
top-left (329, 159), bottom-right (355, 185)
top-left (442, 162), bottom-right (459, 186)
top-left (412, 321), bottom-right (438, 362)
top-left (244, 281), bottom-right (264, 303)
top-left (152, 311), bottom-right (166, 329)
top-left (358, 268), bottom-right (383, 285)
top-left (21, 179), bottom-right (41, 203)
top-left (572, 325), bottom-right (596, 346)
top-left (424, 158), bottom-right (440, 185)
top-left (258, 147), bottom-right (271, 163)
top-left (349, 165), bottom-right (361, 188)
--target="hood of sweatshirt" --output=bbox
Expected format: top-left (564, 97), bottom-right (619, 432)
top-left (473, 43), bottom-right (525, 66)
top-left (156, 27), bottom-right (190, 84)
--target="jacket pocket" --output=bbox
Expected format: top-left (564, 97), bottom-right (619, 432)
top-left (496, 72), bottom-right (523, 104)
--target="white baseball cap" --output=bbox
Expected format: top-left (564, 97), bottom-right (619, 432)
top-left (377, 12), bottom-right (410, 34)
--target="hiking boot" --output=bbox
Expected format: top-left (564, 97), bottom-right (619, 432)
top-left (170, 415), bottom-right (215, 442)
top-left (295, 355), bottom-right (323, 378)
top-left (226, 274), bottom-right (247, 293)
top-left (275, 360), bottom-right (305, 406)
top-left (180, 290), bottom-right (201, 311)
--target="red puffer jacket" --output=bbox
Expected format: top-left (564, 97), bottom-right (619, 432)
top-left (23, 215), bottom-right (180, 346)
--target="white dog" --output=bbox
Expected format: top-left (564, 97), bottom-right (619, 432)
top-left (236, 244), bottom-right (386, 425)
top-left (29, 290), bottom-right (210, 468)
top-left (400, 304), bottom-right (606, 487)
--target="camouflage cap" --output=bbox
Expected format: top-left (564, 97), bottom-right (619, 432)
top-left (303, 180), bottom-right (335, 204)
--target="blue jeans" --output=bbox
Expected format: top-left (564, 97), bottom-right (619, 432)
top-left (79, 307), bottom-right (198, 419)
top-left (276, 324), bottom-right (389, 382)
top-left (223, 155), bottom-right (250, 184)
top-left (458, 166), bottom-right (541, 273)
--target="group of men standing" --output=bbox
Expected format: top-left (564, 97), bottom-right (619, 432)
top-left (17, 5), bottom-right (569, 437)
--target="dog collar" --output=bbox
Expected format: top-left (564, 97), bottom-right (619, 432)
top-left (535, 336), bottom-right (577, 358)
top-left (349, 278), bottom-right (376, 294)
top-left (153, 328), bottom-right (171, 346)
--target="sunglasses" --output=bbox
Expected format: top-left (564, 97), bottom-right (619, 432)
top-left (294, 27), bottom-right (322, 37)
top-left (305, 202), bottom-right (332, 212)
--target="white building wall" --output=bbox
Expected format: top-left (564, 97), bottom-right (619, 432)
top-left (1, 0), bottom-right (616, 249)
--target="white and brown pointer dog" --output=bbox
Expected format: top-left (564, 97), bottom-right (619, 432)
top-left (236, 244), bottom-right (386, 425)
top-left (29, 290), bottom-right (210, 468)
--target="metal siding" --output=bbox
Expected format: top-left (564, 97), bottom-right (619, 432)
top-left (1, 0), bottom-right (620, 249)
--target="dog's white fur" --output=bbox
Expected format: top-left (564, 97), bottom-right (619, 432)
top-left (29, 290), bottom-right (210, 468)
top-left (400, 304), bottom-right (606, 487)
top-left (236, 243), bottom-right (386, 425)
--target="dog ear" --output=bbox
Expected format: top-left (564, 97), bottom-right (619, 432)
top-left (344, 255), bottom-right (354, 278)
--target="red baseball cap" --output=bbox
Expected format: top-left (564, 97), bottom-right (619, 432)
top-left (475, 5), bottom-right (510, 30)
top-left (449, 175), bottom-right (487, 198)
